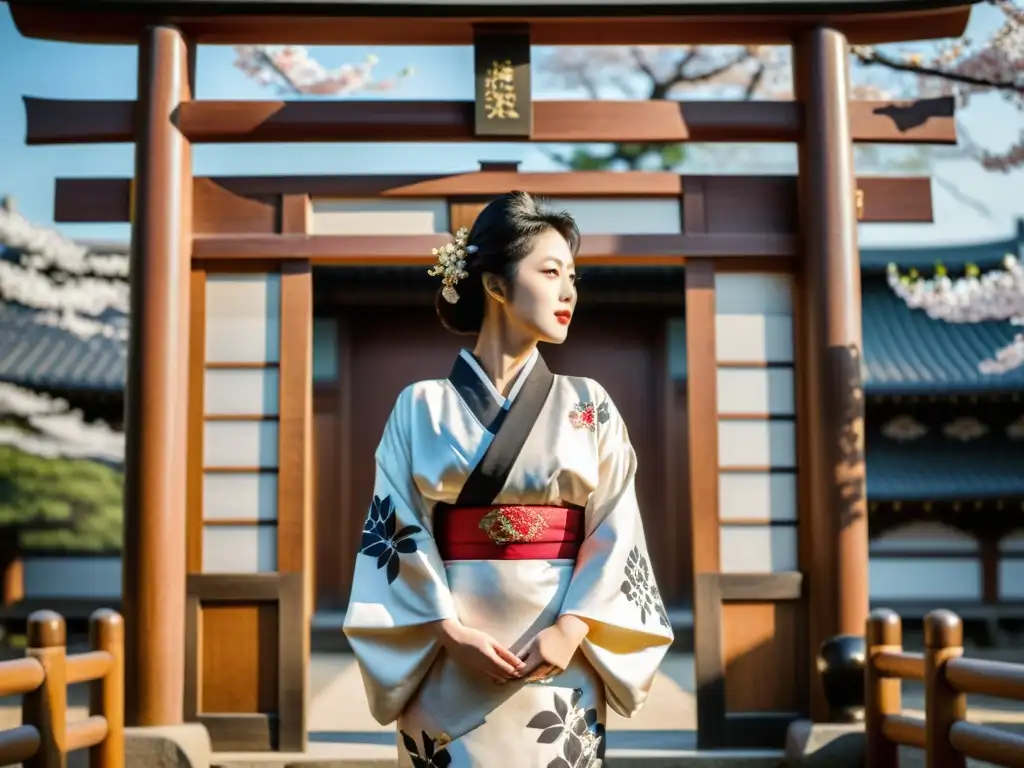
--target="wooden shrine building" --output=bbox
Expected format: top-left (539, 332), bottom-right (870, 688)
top-left (6, 0), bottom-right (978, 755)
top-left (6, 229), bottom-right (1024, 622)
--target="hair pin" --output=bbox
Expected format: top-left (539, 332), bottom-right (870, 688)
top-left (428, 227), bottom-right (477, 304)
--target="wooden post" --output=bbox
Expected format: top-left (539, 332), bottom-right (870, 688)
top-left (123, 23), bottom-right (193, 727)
top-left (865, 609), bottom-right (901, 768)
top-left (1, 542), bottom-right (24, 607)
top-left (22, 610), bottom-right (67, 768)
top-left (923, 610), bottom-right (966, 768)
top-left (90, 609), bottom-right (125, 768)
top-left (793, 26), bottom-right (869, 722)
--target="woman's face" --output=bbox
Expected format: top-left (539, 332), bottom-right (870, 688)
top-left (500, 228), bottom-right (577, 345)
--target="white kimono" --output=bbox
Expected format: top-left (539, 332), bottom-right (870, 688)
top-left (343, 349), bottom-right (673, 768)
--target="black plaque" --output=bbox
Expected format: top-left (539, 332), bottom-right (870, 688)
top-left (473, 26), bottom-right (532, 139)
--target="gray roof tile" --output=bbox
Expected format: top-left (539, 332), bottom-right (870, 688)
top-left (0, 302), bottom-right (126, 391)
top-left (862, 277), bottom-right (1024, 394)
top-left (866, 420), bottom-right (1024, 500)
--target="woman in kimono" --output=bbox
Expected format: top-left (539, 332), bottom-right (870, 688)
top-left (343, 191), bottom-right (673, 767)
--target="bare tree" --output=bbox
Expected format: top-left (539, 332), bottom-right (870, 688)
top-left (533, 1), bottom-right (1021, 173)
top-left (534, 45), bottom-right (793, 171)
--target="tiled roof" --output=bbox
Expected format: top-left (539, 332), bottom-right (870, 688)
top-left (867, 420), bottom-right (1024, 500)
top-left (862, 277), bottom-right (1024, 394)
top-left (0, 302), bottom-right (126, 391)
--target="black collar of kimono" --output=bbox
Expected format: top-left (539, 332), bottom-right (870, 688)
top-left (452, 351), bottom-right (556, 506)
top-left (447, 349), bottom-right (546, 434)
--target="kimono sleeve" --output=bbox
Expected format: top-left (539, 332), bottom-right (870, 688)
top-left (557, 389), bottom-right (674, 718)
top-left (342, 385), bottom-right (459, 725)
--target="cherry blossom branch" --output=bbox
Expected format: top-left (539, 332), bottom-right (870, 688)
top-left (0, 200), bottom-right (129, 341)
top-left (0, 383), bottom-right (124, 463)
top-left (851, 44), bottom-right (1023, 93)
top-left (0, 200), bottom-right (127, 278)
top-left (852, 0), bottom-right (1023, 95)
top-left (887, 255), bottom-right (1024, 373)
top-left (233, 46), bottom-right (414, 96)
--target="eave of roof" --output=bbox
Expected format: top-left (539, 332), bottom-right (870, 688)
top-left (866, 420), bottom-right (1024, 501)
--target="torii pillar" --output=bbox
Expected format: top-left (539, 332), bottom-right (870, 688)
top-left (794, 26), bottom-right (871, 723)
top-left (122, 24), bottom-right (193, 727)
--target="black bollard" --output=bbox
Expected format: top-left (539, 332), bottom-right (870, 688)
top-left (817, 634), bottom-right (867, 723)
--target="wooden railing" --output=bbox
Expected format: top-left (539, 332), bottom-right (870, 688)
top-left (0, 609), bottom-right (123, 768)
top-left (866, 607), bottom-right (1024, 768)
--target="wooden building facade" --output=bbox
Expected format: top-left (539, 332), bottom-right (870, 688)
top-left (6, 0), bottom-right (980, 754)
top-left (7, 226), bottom-right (1024, 618)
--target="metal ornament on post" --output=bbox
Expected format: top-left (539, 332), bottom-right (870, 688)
top-left (817, 633), bottom-right (868, 723)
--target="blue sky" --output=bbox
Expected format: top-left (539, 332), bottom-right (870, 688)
top-left (0, 2), bottom-right (1021, 250)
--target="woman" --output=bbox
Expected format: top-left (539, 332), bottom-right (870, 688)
top-left (343, 192), bottom-right (673, 768)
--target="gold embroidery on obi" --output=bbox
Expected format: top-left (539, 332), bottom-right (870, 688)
top-left (478, 506), bottom-right (549, 545)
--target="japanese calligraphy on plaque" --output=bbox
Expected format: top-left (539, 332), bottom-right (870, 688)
top-left (484, 59), bottom-right (519, 120)
top-left (473, 27), bottom-right (532, 138)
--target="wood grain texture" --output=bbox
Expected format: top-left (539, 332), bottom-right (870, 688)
top-left (25, 97), bottom-right (956, 146)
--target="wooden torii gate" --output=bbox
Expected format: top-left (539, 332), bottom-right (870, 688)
top-left (10, 0), bottom-right (968, 754)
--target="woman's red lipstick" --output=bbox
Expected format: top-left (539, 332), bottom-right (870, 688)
top-left (554, 310), bottom-right (572, 326)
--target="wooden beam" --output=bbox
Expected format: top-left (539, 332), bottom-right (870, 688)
top-left (24, 97), bottom-right (957, 146)
top-left (191, 232), bottom-right (798, 264)
top-left (53, 174), bottom-right (936, 227)
top-left (7, 3), bottom-right (972, 46)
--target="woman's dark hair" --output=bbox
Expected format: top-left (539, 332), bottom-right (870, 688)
top-left (435, 191), bottom-right (581, 335)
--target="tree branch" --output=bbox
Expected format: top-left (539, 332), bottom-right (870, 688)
top-left (852, 45), bottom-right (1023, 93)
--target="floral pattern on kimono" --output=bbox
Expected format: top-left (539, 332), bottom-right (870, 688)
top-left (343, 350), bottom-right (673, 766)
top-left (528, 688), bottom-right (606, 768)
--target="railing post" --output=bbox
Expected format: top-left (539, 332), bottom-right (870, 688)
top-left (89, 609), bottom-right (125, 768)
top-left (865, 608), bottom-right (901, 768)
top-left (924, 609), bottom-right (966, 768)
top-left (22, 610), bottom-right (67, 768)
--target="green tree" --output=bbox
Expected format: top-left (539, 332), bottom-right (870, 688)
top-left (0, 445), bottom-right (123, 552)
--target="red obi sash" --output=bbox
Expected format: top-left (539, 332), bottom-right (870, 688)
top-left (435, 504), bottom-right (585, 561)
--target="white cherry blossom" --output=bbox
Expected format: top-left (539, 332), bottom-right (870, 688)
top-left (887, 254), bottom-right (1024, 374)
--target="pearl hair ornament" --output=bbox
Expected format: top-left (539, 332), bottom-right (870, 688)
top-left (427, 227), bottom-right (478, 304)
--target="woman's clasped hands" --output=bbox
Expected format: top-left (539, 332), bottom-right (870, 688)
top-left (431, 615), bottom-right (590, 684)
top-left (432, 619), bottom-right (525, 681)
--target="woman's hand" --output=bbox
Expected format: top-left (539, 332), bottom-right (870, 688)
top-left (431, 619), bottom-right (526, 681)
top-left (516, 615), bottom-right (590, 683)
